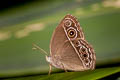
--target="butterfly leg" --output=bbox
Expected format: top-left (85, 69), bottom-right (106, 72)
top-left (48, 64), bottom-right (52, 75)
top-left (61, 63), bottom-right (67, 72)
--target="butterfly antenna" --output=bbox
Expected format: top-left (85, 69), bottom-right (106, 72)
top-left (32, 43), bottom-right (48, 56)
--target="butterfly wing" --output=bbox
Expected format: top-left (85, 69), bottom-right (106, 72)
top-left (49, 14), bottom-right (96, 71)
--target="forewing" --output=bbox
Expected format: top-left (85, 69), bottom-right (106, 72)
top-left (50, 14), bottom-right (85, 71)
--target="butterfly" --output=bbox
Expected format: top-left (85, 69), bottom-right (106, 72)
top-left (33, 14), bottom-right (96, 75)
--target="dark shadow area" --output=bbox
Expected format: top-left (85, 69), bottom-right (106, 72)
top-left (99, 72), bottom-right (120, 80)
top-left (0, 0), bottom-right (34, 11)
top-left (96, 62), bottom-right (120, 69)
top-left (0, 0), bottom-right (52, 11)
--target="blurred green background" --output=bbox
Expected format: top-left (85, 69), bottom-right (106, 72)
top-left (0, 0), bottom-right (120, 79)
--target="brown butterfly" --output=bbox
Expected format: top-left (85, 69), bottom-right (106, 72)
top-left (33, 14), bottom-right (96, 75)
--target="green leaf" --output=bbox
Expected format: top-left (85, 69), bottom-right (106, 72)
top-left (4, 67), bottom-right (120, 80)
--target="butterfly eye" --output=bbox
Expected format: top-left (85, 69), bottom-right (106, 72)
top-left (68, 29), bottom-right (76, 38)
